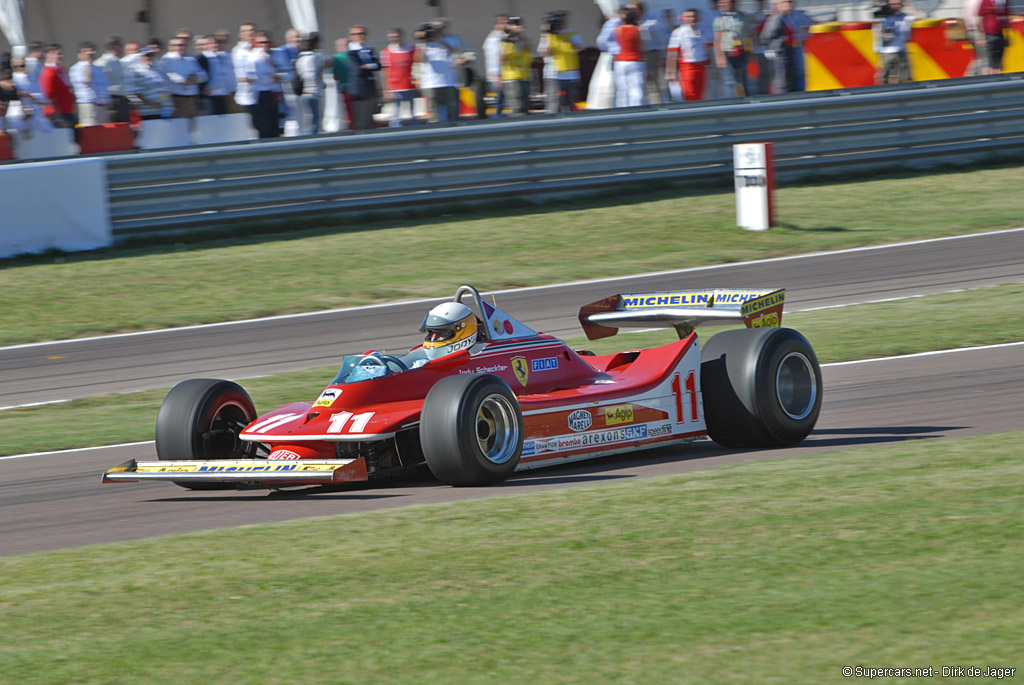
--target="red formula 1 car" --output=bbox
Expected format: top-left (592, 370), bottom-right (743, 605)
top-left (103, 285), bottom-right (822, 489)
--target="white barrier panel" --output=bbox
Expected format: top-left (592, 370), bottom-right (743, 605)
top-left (136, 118), bottom-right (192, 150)
top-left (0, 158), bottom-right (112, 258)
top-left (191, 113), bottom-right (257, 145)
top-left (13, 128), bottom-right (78, 160)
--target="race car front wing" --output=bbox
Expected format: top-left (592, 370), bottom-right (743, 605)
top-left (101, 458), bottom-right (369, 485)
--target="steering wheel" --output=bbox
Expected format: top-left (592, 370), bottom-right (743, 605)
top-left (357, 353), bottom-right (408, 376)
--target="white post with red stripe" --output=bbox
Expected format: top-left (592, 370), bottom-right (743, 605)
top-left (733, 142), bottom-right (775, 231)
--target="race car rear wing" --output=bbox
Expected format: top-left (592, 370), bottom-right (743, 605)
top-left (578, 288), bottom-right (785, 340)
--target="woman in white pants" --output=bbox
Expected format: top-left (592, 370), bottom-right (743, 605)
top-left (613, 5), bottom-right (647, 107)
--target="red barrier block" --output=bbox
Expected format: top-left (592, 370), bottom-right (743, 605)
top-left (0, 133), bottom-right (13, 161)
top-left (77, 123), bottom-right (135, 154)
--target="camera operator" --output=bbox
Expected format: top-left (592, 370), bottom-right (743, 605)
top-left (500, 17), bottom-right (533, 115)
top-left (415, 21), bottom-right (463, 123)
top-left (538, 10), bottom-right (584, 113)
top-left (874, 0), bottom-right (914, 83)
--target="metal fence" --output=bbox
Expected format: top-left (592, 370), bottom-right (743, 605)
top-left (102, 75), bottom-right (1024, 239)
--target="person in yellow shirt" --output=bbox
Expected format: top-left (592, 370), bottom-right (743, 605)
top-left (500, 18), bottom-right (533, 115)
top-left (538, 11), bottom-right (584, 113)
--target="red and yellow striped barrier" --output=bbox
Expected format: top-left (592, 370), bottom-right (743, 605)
top-left (806, 16), bottom-right (1024, 90)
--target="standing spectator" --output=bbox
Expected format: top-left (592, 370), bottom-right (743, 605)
top-left (962, 0), bottom-right (986, 76)
top-left (539, 11), bottom-right (584, 113)
top-left (159, 36), bottom-right (206, 118)
top-left (874, 0), bottom-right (915, 83)
top-left (332, 37), bottom-right (354, 130)
top-left (40, 44), bottom-right (76, 127)
top-left (789, 0), bottom-right (812, 91)
top-left (667, 9), bottom-right (709, 102)
top-left (198, 35), bottom-right (235, 114)
top-left (69, 42), bottom-right (111, 126)
top-left (380, 29), bottom-right (417, 128)
top-left (614, 5), bottom-right (647, 107)
top-left (347, 26), bottom-right (381, 130)
top-left (698, 0), bottom-right (721, 98)
top-left (246, 31), bottom-right (282, 138)
top-left (750, 0), bottom-right (771, 94)
top-left (761, 0), bottom-right (799, 94)
top-left (273, 28), bottom-right (301, 134)
top-left (124, 48), bottom-right (173, 120)
top-left (232, 26), bottom-right (255, 115)
top-left (596, 10), bottom-right (623, 106)
top-left (95, 36), bottom-right (129, 122)
top-left (295, 33), bottom-right (325, 135)
top-left (416, 22), bottom-right (462, 123)
top-left (482, 14), bottom-right (509, 117)
top-left (641, 3), bottom-right (671, 104)
top-left (713, 0), bottom-right (751, 97)
top-left (500, 17), bottom-right (533, 116)
top-left (23, 42), bottom-right (44, 97)
top-left (977, 0), bottom-right (1010, 74)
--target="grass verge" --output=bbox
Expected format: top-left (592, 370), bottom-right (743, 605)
top-left (1, 164), bottom-right (1023, 345)
top-left (2, 430), bottom-right (1022, 683)
top-left (2, 283), bottom-right (1022, 457)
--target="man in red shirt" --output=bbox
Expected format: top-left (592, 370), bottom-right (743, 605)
top-left (381, 28), bottom-right (417, 127)
top-left (977, 0), bottom-right (1009, 73)
top-left (39, 44), bottom-right (76, 127)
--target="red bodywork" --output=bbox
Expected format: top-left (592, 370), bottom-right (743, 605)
top-left (240, 328), bottom-right (707, 480)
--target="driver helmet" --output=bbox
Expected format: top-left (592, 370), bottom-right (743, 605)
top-left (420, 301), bottom-right (478, 359)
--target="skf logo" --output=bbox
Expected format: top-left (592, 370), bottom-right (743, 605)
top-left (568, 409), bottom-right (593, 432)
top-left (511, 356), bottom-right (529, 387)
top-left (604, 404), bottom-right (634, 426)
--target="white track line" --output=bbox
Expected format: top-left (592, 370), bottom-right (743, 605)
top-left (3, 340), bottom-right (1020, 462)
top-left (4, 226), bottom-right (1022, 352)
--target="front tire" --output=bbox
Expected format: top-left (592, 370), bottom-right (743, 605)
top-left (700, 328), bottom-right (822, 447)
top-left (420, 374), bottom-right (524, 486)
top-left (155, 379), bottom-right (258, 489)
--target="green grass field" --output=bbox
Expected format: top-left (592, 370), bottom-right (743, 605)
top-left (2, 430), bottom-right (1021, 683)
top-left (3, 283), bottom-right (1022, 457)
top-left (1, 164), bottom-right (1022, 345)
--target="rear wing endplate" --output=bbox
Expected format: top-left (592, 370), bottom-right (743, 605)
top-left (578, 288), bottom-right (785, 340)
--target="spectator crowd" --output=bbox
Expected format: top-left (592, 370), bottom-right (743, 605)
top-left (0, 0), bottom-right (1016, 141)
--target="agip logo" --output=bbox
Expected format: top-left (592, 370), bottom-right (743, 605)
top-left (511, 356), bottom-right (529, 387)
top-left (568, 409), bottom-right (593, 432)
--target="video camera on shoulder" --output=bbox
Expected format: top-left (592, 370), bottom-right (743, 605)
top-left (417, 21), bottom-right (442, 42)
top-left (545, 10), bottom-right (567, 34)
top-left (503, 16), bottom-right (523, 40)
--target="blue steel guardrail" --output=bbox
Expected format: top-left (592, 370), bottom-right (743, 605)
top-left (93, 74), bottom-right (1024, 238)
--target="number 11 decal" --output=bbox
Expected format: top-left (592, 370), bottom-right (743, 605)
top-left (671, 371), bottom-right (699, 423)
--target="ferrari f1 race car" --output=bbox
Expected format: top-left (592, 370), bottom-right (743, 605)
top-left (103, 285), bottom-right (822, 489)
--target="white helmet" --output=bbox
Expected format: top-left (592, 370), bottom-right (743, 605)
top-left (420, 301), bottom-right (479, 359)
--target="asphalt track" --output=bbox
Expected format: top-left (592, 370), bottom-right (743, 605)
top-left (2, 229), bottom-right (1023, 556)
top-left (3, 228), bottom-right (1023, 407)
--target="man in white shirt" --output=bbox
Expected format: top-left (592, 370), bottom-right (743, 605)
top-left (94, 36), bottom-right (128, 122)
top-left (667, 10), bottom-right (709, 102)
top-left (232, 23), bottom-right (256, 112)
top-left (69, 42), bottom-right (111, 126)
top-left (416, 22), bottom-right (462, 123)
top-left (158, 36), bottom-right (206, 118)
top-left (481, 14), bottom-right (509, 118)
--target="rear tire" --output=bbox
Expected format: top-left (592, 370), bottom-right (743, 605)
top-left (700, 328), bottom-right (822, 447)
top-left (155, 379), bottom-right (258, 489)
top-left (420, 374), bottom-right (524, 486)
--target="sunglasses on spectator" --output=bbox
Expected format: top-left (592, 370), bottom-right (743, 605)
top-left (349, 31), bottom-right (364, 35)
top-left (255, 39), bottom-right (269, 44)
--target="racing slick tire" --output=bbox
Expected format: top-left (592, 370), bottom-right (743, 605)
top-left (420, 374), bottom-right (524, 486)
top-left (700, 328), bottom-right (822, 447)
top-left (155, 379), bottom-right (259, 490)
